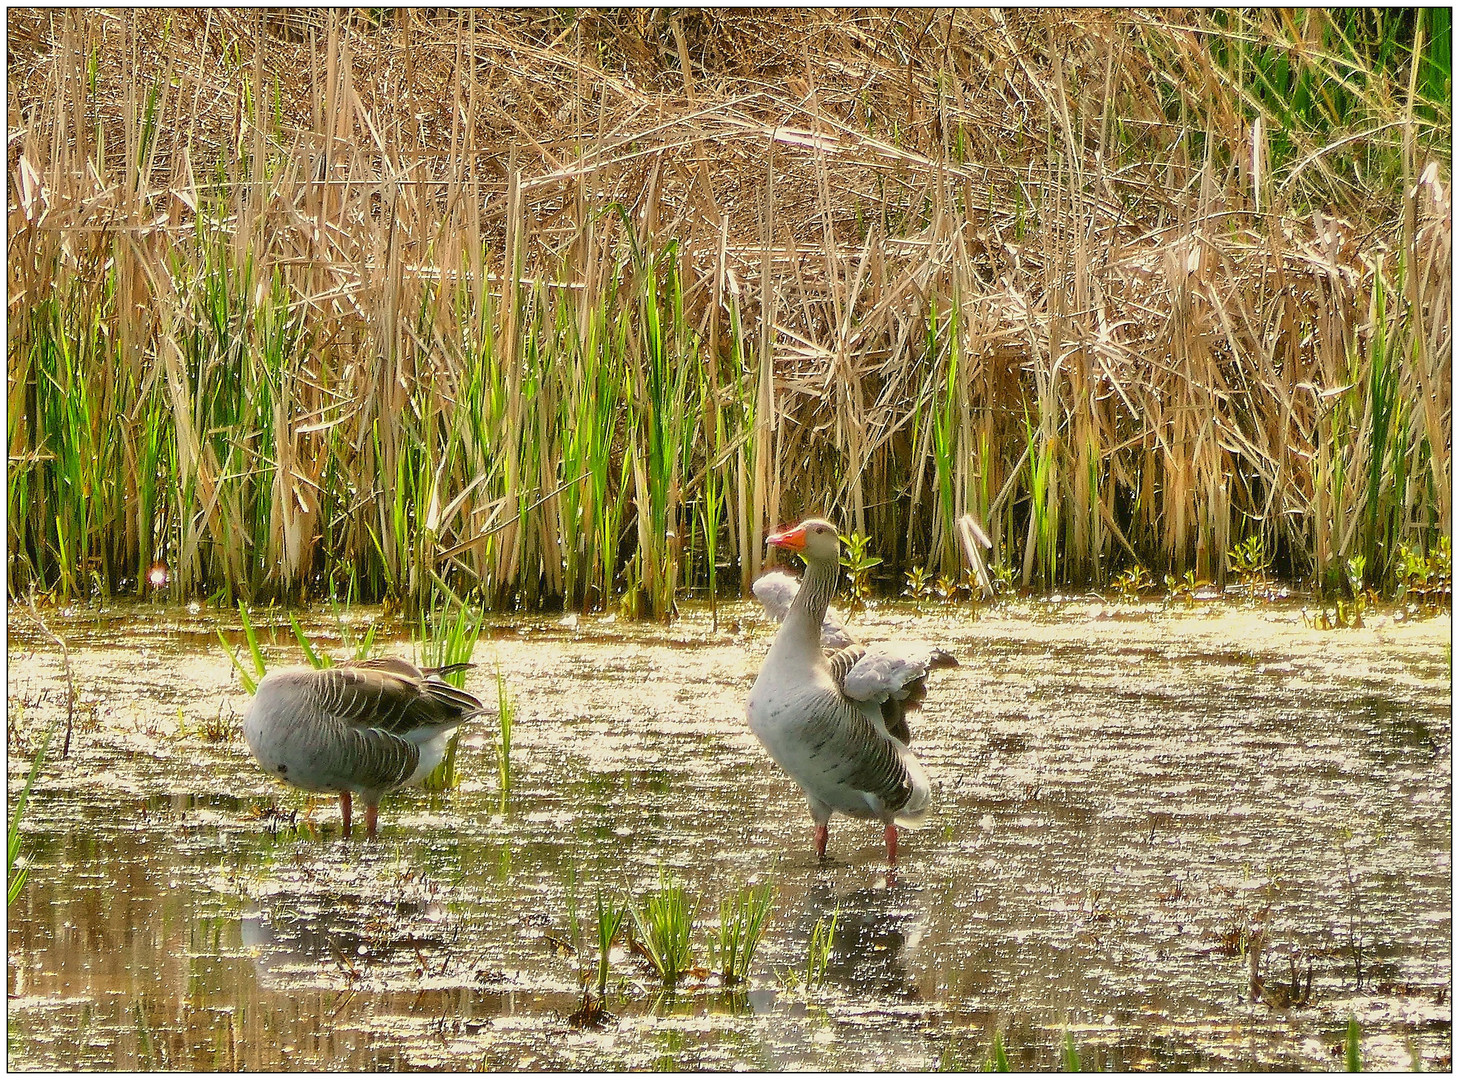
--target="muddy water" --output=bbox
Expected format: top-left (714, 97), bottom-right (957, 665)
top-left (7, 597), bottom-right (1451, 1070)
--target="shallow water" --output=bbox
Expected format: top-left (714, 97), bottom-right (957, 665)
top-left (7, 596), bottom-right (1452, 1070)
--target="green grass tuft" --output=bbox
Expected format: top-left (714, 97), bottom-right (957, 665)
top-left (630, 868), bottom-right (697, 986)
top-left (709, 879), bottom-right (776, 986)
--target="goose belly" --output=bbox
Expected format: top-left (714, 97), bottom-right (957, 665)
top-left (243, 676), bottom-right (367, 795)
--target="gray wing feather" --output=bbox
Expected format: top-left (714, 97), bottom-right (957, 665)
top-left (838, 646), bottom-right (957, 746)
top-left (800, 694), bottom-right (921, 814)
top-left (319, 663), bottom-right (485, 736)
top-left (842, 646), bottom-right (957, 703)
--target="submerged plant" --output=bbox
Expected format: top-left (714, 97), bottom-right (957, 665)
top-left (709, 880), bottom-right (776, 986)
top-left (630, 868), bottom-right (697, 986)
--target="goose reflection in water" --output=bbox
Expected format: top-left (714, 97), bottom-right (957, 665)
top-left (746, 878), bottom-right (929, 1012)
top-left (240, 894), bottom-right (446, 992)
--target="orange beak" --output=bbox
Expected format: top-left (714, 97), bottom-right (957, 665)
top-left (766, 524), bottom-right (807, 551)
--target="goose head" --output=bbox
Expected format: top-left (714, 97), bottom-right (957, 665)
top-left (767, 518), bottom-right (840, 566)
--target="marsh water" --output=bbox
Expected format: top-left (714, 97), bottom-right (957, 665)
top-left (7, 595), bottom-right (1451, 1070)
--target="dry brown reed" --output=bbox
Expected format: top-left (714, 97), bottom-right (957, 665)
top-left (7, 9), bottom-right (1450, 609)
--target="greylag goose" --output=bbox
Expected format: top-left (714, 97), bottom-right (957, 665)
top-left (746, 519), bottom-right (954, 865)
top-left (243, 657), bottom-right (486, 839)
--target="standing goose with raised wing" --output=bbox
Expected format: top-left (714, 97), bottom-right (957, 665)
top-left (746, 519), bottom-right (954, 865)
top-left (243, 657), bottom-right (487, 839)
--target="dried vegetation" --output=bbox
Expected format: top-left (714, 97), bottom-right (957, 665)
top-left (6, 9), bottom-right (1451, 611)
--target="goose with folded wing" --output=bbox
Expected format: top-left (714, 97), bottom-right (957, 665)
top-left (243, 657), bottom-right (486, 839)
top-left (746, 519), bottom-right (955, 864)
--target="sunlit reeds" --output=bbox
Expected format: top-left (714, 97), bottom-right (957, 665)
top-left (7, 10), bottom-right (1449, 610)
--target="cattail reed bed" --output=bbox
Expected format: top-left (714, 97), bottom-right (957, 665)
top-left (7, 9), bottom-right (1450, 612)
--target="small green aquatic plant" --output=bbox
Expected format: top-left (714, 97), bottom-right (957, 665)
top-left (1062, 1030), bottom-right (1082, 1071)
top-left (287, 612), bottom-right (331, 669)
top-left (1163, 569), bottom-right (1201, 608)
top-left (840, 531), bottom-right (881, 613)
top-left (1227, 534), bottom-right (1270, 597)
top-left (709, 879), bottom-right (776, 986)
top-left (494, 665), bottom-right (514, 809)
top-left (8, 721), bottom-right (56, 905)
top-left (904, 565), bottom-right (935, 601)
top-left (933, 572), bottom-right (959, 602)
top-left (630, 868), bottom-right (697, 986)
top-left (418, 596), bottom-right (484, 792)
top-left (593, 886), bottom-right (627, 998)
top-left (1344, 1015), bottom-right (1362, 1071)
top-left (1393, 535), bottom-right (1451, 609)
top-left (988, 1030), bottom-right (1011, 1071)
top-left (776, 901), bottom-right (840, 994)
top-left (567, 885), bottom-right (625, 1029)
top-left (1112, 564), bottom-right (1151, 602)
top-left (218, 601), bottom-right (268, 693)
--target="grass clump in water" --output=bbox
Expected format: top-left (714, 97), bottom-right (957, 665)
top-left (569, 885), bottom-right (627, 1029)
top-left (708, 879), bottom-right (775, 986)
top-left (593, 886), bottom-right (626, 999)
top-left (630, 868), bottom-right (697, 986)
top-left (779, 902), bottom-right (839, 993)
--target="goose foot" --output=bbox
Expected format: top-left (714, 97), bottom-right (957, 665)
top-left (339, 792), bottom-right (353, 839)
top-left (813, 824), bottom-right (829, 859)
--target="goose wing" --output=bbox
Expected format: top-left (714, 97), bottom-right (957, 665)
top-left (326, 660), bottom-right (485, 736)
top-left (830, 644), bottom-right (957, 746)
top-left (795, 691), bottom-right (927, 819)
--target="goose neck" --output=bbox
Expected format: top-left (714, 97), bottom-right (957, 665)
top-left (784, 553), bottom-right (839, 642)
